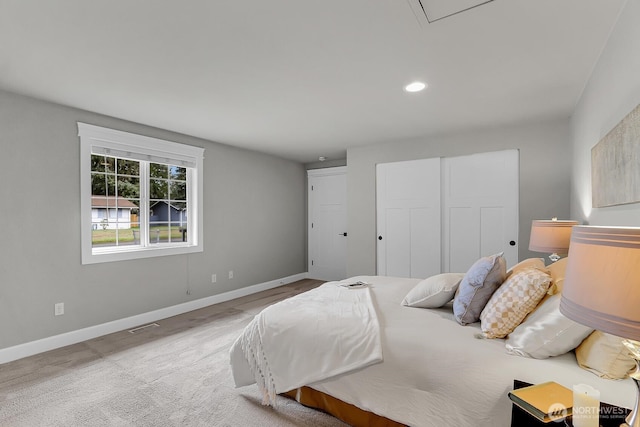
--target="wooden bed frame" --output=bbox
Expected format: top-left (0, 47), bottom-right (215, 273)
top-left (282, 387), bottom-right (406, 427)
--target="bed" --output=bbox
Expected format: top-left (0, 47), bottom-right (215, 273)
top-left (230, 262), bottom-right (636, 427)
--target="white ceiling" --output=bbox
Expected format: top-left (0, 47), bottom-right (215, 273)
top-left (418, 0), bottom-right (494, 22)
top-left (0, 0), bottom-right (626, 163)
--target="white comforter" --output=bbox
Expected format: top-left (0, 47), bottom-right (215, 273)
top-left (230, 280), bottom-right (382, 405)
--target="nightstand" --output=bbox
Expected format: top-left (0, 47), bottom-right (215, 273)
top-left (511, 380), bottom-right (630, 427)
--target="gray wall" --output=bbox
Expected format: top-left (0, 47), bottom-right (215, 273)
top-left (346, 119), bottom-right (572, 276)
top-left (0, 90), bottom-right (306, 350)
top-left (571, 0), bottom-right (640, 226)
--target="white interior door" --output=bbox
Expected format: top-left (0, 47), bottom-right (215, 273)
top-left (376, 158), bottom-right (441, 278)
top-left (442, 150), bottom-right (519, 272)
top-left (308, 167), bottom-right (347, 281)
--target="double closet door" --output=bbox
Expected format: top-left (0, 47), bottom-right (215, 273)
top-left (376, 149), bottom-right (519, 278)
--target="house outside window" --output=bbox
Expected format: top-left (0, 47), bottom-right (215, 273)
top-left (91, 196), bottom-right (137, 230)
top-left (79, 123), bottom-right (204, 264)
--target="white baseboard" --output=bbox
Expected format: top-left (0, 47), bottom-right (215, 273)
top-left (0, 272), bottom-right (309, 365)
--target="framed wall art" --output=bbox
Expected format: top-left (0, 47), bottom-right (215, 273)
top-left (591, 103), bottom-right (640, 208)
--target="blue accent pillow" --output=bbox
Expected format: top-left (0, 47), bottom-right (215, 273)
top-left (453, 252), bottom-right (507, 325)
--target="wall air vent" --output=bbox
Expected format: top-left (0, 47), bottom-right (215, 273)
top-left (407, 0), bottom-right (494, 24)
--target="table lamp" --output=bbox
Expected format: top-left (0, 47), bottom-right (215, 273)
top-left (529, 219), bottom-right (579, 262)
top-left (560, 226), bottom-right (640, 427)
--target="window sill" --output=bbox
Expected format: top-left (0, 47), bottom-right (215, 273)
top-left (82, 244), bottom-right (202, 264)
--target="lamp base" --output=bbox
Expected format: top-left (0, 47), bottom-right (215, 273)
top-left (622, 340), bottom-right (640, 427)
top-left (549, 253), bottom-right (561, 263)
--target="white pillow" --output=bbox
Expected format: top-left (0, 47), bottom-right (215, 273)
top-left (402, 273), bottom-right (465, 308)
top-left (505, 292), bottom-right (593, 359)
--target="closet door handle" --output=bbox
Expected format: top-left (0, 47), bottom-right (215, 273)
top-left (378, 236), bottom-right (383, 240)
top-left (338, 232), bottom-right (347, 236)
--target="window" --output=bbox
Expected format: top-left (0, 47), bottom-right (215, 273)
top-left (79, 123), bottom-right (204, 264)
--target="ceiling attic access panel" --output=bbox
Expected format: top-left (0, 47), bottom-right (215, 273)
top-left (408, 0), bottom-right (495, 23)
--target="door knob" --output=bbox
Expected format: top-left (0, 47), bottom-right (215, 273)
top-left (378, 236), bottom-right (383, 240)
top-left (509, 240), bottom-right (516, 246)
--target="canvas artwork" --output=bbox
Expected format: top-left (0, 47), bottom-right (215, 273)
top-left (591, 103), bottom-right (640, 208)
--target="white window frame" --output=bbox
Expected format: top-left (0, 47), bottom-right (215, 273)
top-left (79, 123), bottom-right (204, 264)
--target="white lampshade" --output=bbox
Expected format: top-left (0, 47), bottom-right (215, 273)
top-left (559, 226), bottom-right (640, 341)
top-left (529, 220), bottom-right (578, 255)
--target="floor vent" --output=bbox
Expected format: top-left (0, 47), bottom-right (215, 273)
top-left (128, 323), bottom-right (160, 334)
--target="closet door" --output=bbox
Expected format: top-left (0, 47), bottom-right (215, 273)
top-left (442, 150), bottom-right (519, 272)
top-left (376, 158), bottom-right (441, 278)
top-left (308, 167), bottom-right (348, 281)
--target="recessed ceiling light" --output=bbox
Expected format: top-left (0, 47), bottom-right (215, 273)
top-left (404, 81), bottom-right (427, 93)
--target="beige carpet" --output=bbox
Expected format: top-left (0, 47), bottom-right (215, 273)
top-left (0, 279), bottom-right (348, 427)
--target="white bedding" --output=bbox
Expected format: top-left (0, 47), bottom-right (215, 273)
top-left (230, 280), bottom-right (382, 405)
top-left (231, 275), bottom-right (636, 426)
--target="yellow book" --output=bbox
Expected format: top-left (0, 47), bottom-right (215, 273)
top-left (508, 381), bottom-right (573, 423)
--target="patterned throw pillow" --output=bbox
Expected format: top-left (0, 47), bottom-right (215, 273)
top-left (480, 267), bottom-right (551, 339)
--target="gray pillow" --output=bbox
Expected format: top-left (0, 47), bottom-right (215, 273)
top-left (453, 252), bottom-right (506, 325)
